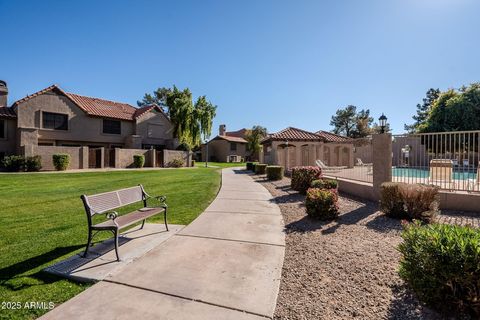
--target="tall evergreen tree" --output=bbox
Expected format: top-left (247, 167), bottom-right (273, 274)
top-left (404, 88), bottom-right (440, 133)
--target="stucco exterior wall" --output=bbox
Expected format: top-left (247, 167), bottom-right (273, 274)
top-left (115, 148), bottom-right (154, 168)
top-left (15, 92), bottom-right (134, 147)
top-left (263, 140), bottom-right (354, 169)
top-left (163, 150), bottom-right (191, 167)
top-left (22, 145), bottom-right (86, 170)
top-left (135, 110), bottom-right (176, 149)
top-left (201, 139), bottom-right (247, 162)
top-left (0, 118), bottom-right (17, 155)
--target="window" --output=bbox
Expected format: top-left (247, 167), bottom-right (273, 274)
top-left (230, 142), bottom-right (237, 151)
top-left (0, 119), bottom-right (5, 139)
top-left (103, 119), bottom-right (121, 134)
top-left (42, 112), bottom-right (68, 130)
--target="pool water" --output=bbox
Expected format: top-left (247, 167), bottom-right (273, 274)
top-left (392, 168), bottom-right (477, 180)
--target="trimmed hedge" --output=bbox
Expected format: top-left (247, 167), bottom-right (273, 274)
top-left (399, 222), bottom-right (480, 317)
top-left (25, 156), bottom-right (42, 172)
top-left (168, 157), bottom-right (184, 168)
top-left (291, 166), bottom-right (322, 194)
top-left (305, 188), bottom-right (339, 220)
top-left (1, 155), bottom-right (25, 172)
top-left (266, 166), bottom-right (284, 180)
top-left (311, 178), bottom-right (338, 190)
top-left (246, 162), bottom-right (254, 171)
top-left (133, 155), bottom-right (145, 168)
top-left (254, 163), bottom-right (267, 174)
top-left (380, 182), bottom-right (439, 223)
top-left (52, 154), bottom-right (70, 171)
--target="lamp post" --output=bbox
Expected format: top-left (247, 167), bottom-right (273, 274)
top-left (379, 113), bottom-right (388, 134)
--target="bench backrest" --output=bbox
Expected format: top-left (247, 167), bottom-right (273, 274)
top-left (82, 185), bottom-right (146, 216)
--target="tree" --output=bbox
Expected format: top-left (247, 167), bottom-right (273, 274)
top-left (404, 88), bottom-right (441, 133)
top-left (245, 126), bottom-right (267, 160)
top-left (138, 86), bottom-right (217, 148)
top-left (330, 105), bottom-right (373, 138)
top-left (420, 83), bottom-right (480, 133)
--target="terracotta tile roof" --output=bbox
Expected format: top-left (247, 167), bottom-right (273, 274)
top-left (0, 106), bottom-right (17, 118)
top-left (225, 128), bottom-right (248, 138)
top-left (215, 135), bottom-right (247, 143)
top-left (315, 130), bottom-right (353, 143)
top-left (12, 84), bottom-right (165, 122)
top-left (133, 104), bottom-right (167, 120)
top-left (65, 92), bottom-right (137, 121)
top-left (262, 127), bottom-right (324, 143)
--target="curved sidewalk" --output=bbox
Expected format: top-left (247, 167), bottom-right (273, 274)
top-left (41, 168), bottom-right (285, 320)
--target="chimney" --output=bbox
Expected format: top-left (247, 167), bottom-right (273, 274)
top-left (219, 124), bottom-right (226, 136)
top-left (0, 80), bottom-right (7, 108)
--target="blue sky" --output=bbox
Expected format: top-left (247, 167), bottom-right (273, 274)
top-left (1, 0), bottom-right (479, 135)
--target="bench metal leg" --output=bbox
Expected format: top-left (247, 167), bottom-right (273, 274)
top-left (114, 229), bottom-right (120, 261)
top-left (140, 219), bottom-right (146, 229)
top-left (83, 228), bottom-right (92, 258)
top-left (164, 208), bottom-right (169, 231)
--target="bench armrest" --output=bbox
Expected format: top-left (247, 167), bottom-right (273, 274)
top-left (147, 195), bottom-right (168, 208)
top-left (105, 211), bottom-right (120, 228)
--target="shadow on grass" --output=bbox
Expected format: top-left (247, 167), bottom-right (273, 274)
top-left (0, 244), bottom-right (85, 283)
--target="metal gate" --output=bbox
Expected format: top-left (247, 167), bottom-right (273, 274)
top-left (88, 148), bottom-right (102, 168)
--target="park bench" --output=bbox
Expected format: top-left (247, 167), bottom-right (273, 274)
top-left (81, 185), bottom-right (168, 261)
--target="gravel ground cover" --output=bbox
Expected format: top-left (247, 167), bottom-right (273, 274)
top-left (253, 176), bottom-right (444, 320)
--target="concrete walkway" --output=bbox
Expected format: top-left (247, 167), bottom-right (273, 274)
top-left (41, 168), bottom-right (285, 320)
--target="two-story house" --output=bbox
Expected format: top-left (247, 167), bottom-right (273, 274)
top-left (0, 82), bottom-right (179, 166)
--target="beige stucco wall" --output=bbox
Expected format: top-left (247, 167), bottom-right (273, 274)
top-left (22, 145), bottom-right (86, 170)
top-left (263, 140), bottom-right (354, 169)
top-left (15, 92), bottom-right (134, 147)
top-left (115, 148), bottom-right (154, 168)
top-left (163, 150), bottom-right (191, 167)
top-left (201, 139), bottom-right (247, 162)
top-left (135, 110), bottom-right (176, 149)
top-left (0, 118), bottom-right (17, 155)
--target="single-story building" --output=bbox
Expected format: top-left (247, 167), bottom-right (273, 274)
top-left (260, 127), bottom-right (354, 169)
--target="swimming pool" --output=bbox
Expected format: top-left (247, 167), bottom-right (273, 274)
top-left (392, 167), bottom-right (477, 180)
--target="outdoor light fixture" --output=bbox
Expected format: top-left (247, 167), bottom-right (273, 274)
top-left (379, 113), bottom-right (387, 133)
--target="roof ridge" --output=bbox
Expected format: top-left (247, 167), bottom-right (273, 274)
top-left (65, 92), bottom-right (135, 108)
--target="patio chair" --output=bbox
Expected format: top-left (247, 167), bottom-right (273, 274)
top-left (315, 159), bottom-right (348, 172)
top-left (429, 159), bottom-right (455, 190)
top-left (356, 158), bottom-right (373, 166)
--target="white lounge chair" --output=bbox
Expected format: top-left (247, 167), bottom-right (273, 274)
top-left (356, 158), bottom-right (373, 166)
top-left (429, 159), bottom-right (455, 190)
top-left (315, 159), bottom-right (348, 172)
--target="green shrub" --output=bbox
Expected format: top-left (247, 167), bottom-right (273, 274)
top-left (246, 162), bottom-right (254, 171)
top-left (168, 157), bottom-right (184, 168)
top-left (399, 222), bottom-right (480, 317)
top-left (380, 182), bottom-right (407, 219)
top-left (252, 163), bottom-right (257, 172)
top-left (266, 166), bottom-right (284, 180)
top-left (400, 184), bottom-right (440, 223)
top-left (133, 155), bottom-right (145, 168)
top-left (311, 178), bottom-right (338, 190)
top-left (25, 155), bottom-right (42, 172)
top-left (291, 166), bottom-right (322, 194)
top-left (305, 188), bottom-right (339, 220)
top-left (52, 154), bottom-right (70, 171)
top-left (254, 163), bottom-right (267, 174)
top-left (1, 155), bottom-right (25, 172)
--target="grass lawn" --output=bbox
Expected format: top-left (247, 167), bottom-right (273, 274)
top-left (0, 167), bottom-right (221, 320)
top-left (195, 161), bottom-right (246, 168)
